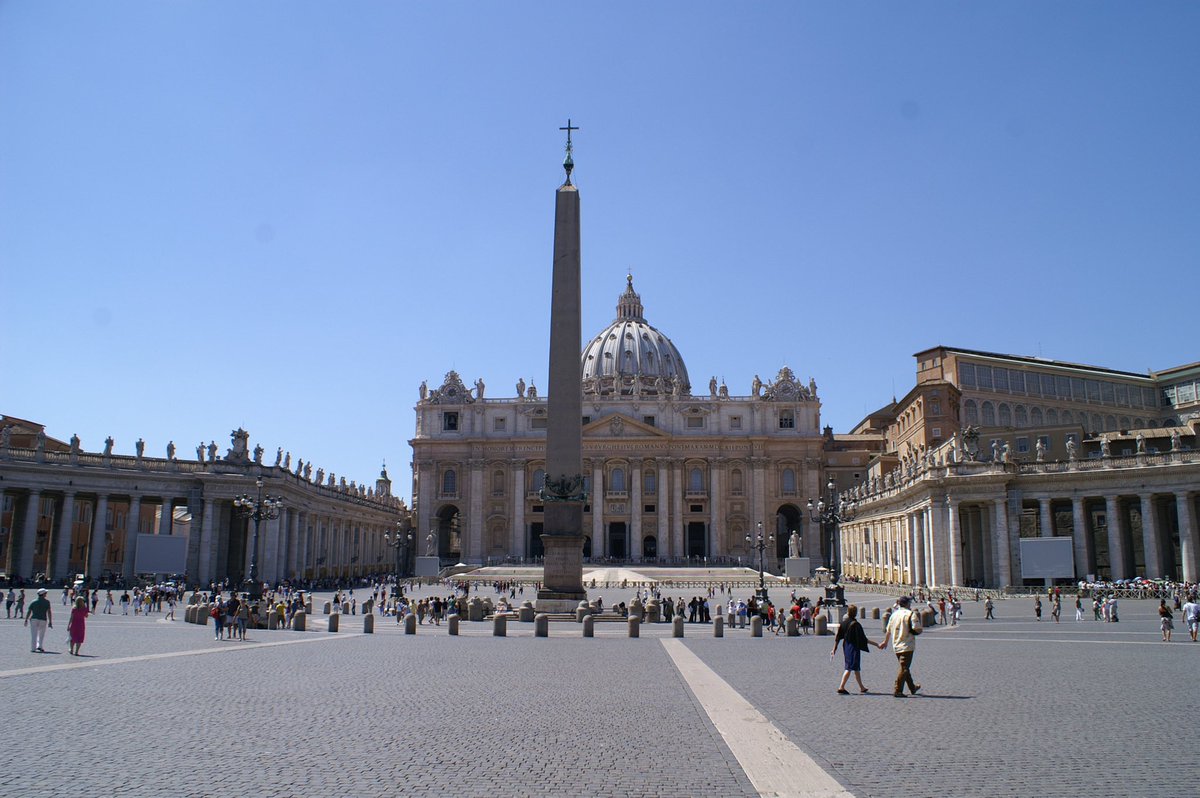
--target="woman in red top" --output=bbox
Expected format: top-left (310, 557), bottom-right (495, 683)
top-left (67, 596), bottom-right (90, 656)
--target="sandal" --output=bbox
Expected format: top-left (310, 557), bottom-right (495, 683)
top-left (860, 687), bottom-right (870, 693)
top-left (836, 689), bottom-right (850, 695)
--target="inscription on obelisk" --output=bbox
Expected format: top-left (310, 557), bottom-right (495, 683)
top-left (536, 120), bottom-right (588, 611)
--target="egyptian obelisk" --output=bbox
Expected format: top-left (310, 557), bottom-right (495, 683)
top-left (536, 120), bottom-right (588, 611)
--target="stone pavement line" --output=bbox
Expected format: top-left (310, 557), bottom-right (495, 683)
top-left (922, 635), bottom-right (1185, 647)
top-left (0, 633), bottom-right (362, 680)
top-left (661, 639), bottom-right (854, 798)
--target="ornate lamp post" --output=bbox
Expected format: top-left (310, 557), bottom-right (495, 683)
top-left (384, 519), bottom-right (413, 581)
top-left (746, 522), bottom-right (775, 601)
top-left (233, 477), bottom-right (282, 600)
top-left (807, 479), bottom-right (855, 582)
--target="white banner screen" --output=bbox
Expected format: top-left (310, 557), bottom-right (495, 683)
top-left (133, 534), bottom-right (187, 575)
top-left (1019, 537), bottom-right (1075, 579)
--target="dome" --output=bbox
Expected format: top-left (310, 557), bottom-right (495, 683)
top-left (581, 276), bottom-right (691, 398)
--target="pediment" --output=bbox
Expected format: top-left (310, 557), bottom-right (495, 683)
top-left (582, 413), bottom-right (669, 439)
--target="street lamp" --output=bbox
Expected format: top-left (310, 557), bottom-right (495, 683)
top-left (233, 477), bottom-right (282, 601)
top-left (807, 479), bottom-right (855, 582)
top-left (384, 519), bottom-right (413, 581)
top-left (746, 522), bottom-right (775, 601)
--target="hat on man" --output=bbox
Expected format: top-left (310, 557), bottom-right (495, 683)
top-left (896, 596), bottom-right (911, 607)
top-left (36, 588), bottom-right (48, 595)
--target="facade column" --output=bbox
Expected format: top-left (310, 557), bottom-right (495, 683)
top-left (993, 499), bottom-right (1012, 588)
top-left (263, 512), bottom-right (281, 584)
top-left (17, 490), bottom-right (42, 580)
top-left (709, 459), bottom-right (722, 558)
top-left (159, 498), bottom-right (173, 535)
top-left (52, 492), bottom-right (77, 581)
top-left (908, 513), bottom-right (922, 586)
top-left (1071, 496), bottom-right (1090, 581)
top-left (947, 497), bottom-right (962, 588)
top-left (123, 496), bottom-right (142, 579)
top-left (468, 460), bottom-right (484, 563)
top-left (1105, 495), bottom-right (1127, 580)
top-left (87, 495), bottom-right (109, 581)
top-left (671, 460), bottom-right (685, 558)
top-left (512, 464), bottom-right (526, 560)
top-left (591, 461), bottom-right (604, 557)
top-left (656, 460), bottom-right (669, 557)
top-left (751, 458), bottom-right (766, 559)
top-left (924, 505), bottom-right (938, 586)
top-left (1176, 492), bottom-right (1197, 583)
top-left (198, 498), bottom-right (217, 585)
top-left (1038, 497), bottom-right (1054, 586)
top-left (630, 461), bottom-right (643, 559)
top-left (1139, 493), bottom-right (1162, 579)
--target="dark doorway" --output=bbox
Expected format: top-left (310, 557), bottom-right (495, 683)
top-left (529, 523), bottom-right (544, 559)
top-left (776, 505), bottom-right (803, 562)
top-left (608, 522), bottom-right (628, 559)
top-left (643, 535), bottom-right (657, 559)
top-left (583, 536), bottom-right (592, 558)
top-left (687, 522), bottom-right (707, 558)
top-left (437, 505), bottom-right (461, 561)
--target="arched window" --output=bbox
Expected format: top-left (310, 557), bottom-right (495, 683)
top-left (1134, 418), bottom-right (1145, 429)
top-left (1092, 414), bottom-right (1103, 433)
top-left (964, 400), bottom-right (979, 425)
top-left (492, 470), bottom-right (505, 496)
top-left (998, 404), bottom-right (1012, 427)
top-left (781, 468), bottom-right (796, 495)
top-left (1015, 405), bottom-right (1028, 428)
top-left (1119, 416), bottom-right (1131, 430)
top-left (1030, 407), bottom-right (1043, 426)
top-left (1061, 410), bottom-right (1073, 425)
top-left (1046, 409), bottom-right (1058, 426)
top-left (982, 401), bottom-right (996, 426)
top-left (731, 468), bottom-right (744, 495)
top-left (533, 469), bottom-right (546, 492)
top-left (644, 470), bottom-right (656, 496)
top-left (441, 469), bottom-right (457, 496)
top-left (611, 467), bottom-right (626, 492)
top-left (1106, 415), bottom-right (1117, 431)
top-left (689, 467), bottom-right (704, 493)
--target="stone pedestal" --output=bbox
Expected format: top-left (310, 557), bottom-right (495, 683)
top-left (414, 556), bottom-right (441, 578)
top-left (786, 557), bottom-right (811, 580)
top-left (535, 534), bottom-right (587, 613)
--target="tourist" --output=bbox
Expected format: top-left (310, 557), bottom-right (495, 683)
top-left (15, 589), bottom-right (26, 619)
top-left (211, 601), bottom-right (224, 640)
top-left (104, 591), bottom-right (114, 614)
top-left (5, 587), bottom-right (14, 619)
top-left (880, 595), bottom-right (922, 698)
top-left (1182, 594), bottom-right (1200, 642)
top-left (120, 591), bottom-right (130, 615)
top-left (1158, 599), bottom-right (1174, 642)
top-left (67, 597), bottom-right (89, 656)
top-left (1051, 596), bottom-right (1061, 623)
top-left (831, 604), bottom-right (884, 694)
top-left (1075, 597), bottom-right (1084, 622)
top-left (24, 587), bottom-right (53, 653)
top-left (984, 596), bottom-right (994, 620)
top-left (90, 590), bottom-right (99, 614)
top-left (1034, 596), bottom-right (1042, 621)
top-left (237, 598), bottom-right (250, 640)
top-left (165, 594), bottom-right (176, 621)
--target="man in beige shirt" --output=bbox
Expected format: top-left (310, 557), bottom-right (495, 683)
top-left (881, 595), bottom-right (922, 697)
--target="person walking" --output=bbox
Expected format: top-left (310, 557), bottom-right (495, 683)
top-left (1158, 599), bottom-right (1174, 642)
top-left (830, 605), bottom-right (884, 694)
top-left (5, 587), bottom-right (14, 619)
top-left (24, 587), bottom-right (53, 653)
top-left (880, 596), bottom-right (922, 697)
top-left (1034, 596), bottom-right (1042, 621)
top-left (1051, 596), bottom-right (1061, 624)
top-left (67, 596), bottom-right (89, 656)
top-left (1182, 594), bottom-right (1200, 643)
top-left (1075, 596), bottom-right (1084, 622)
top-left (984, 596), bottom-right (994, 620)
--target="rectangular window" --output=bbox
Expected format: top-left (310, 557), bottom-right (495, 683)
top-left (930, 401), bottom-right (941, 415)
top-left (994, 368), bottom-right (1009, 392)
top-left (1116, 384), bottom-right (1129, 406)
top-left (689, 504), bottom-right (704, 513)
top-left (686, 416), bottom-right (704, 429)
top-left (778, 410), bottom-right (795, 429)
top-left (532, 505), bottom-right (544, 513)
top-left (730, 416), bottom-right (742, 430)
top-left (493, 417), bottom-right (506, 432)
top-left (1037, 435), bottom-right (1051, 452)
top-left (442, 412), bottom-right (459, 431)
top-left (1101, 382), bottom-right (1115, 404)
top-left (977, 366), bottom-right (993, 390)
top-left (531, 417), bottom-right (547, 429)
top-left (642, 416), bottom-right (655, 427)
top-left (1016, 437), bottom-right (1030, 454)
top-left (1010, 370), bottom-right (1026, 394)
top-left (1040, 375), bottom-right (1056, 398)
top-left (581, 416), bottom-right (590, 425)
top-left (1086, 380), bottom-right (1101, 402)
top-left (959, 363), bottom-right (976, 388)
top-left (931, 427), bottom-right (942, 438)
top-left (1144, 387), bottom-right (1158, 408)
top-left (1071, 378), bottom-right (1085, 401)
top-left (1177, 383), bottom-right (1196, 404)
top-left (1056, 376), bottom-right (1071, 400)
top-left (1026, 372), bottom-right (1040, 396)
top-left (644, 504), bottom-right (655, 513)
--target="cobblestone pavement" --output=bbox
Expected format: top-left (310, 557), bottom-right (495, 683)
top-left (1, 591), bottom-right (1194, 797)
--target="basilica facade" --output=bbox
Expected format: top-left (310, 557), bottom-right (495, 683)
top-left (410, 277), bottom-right (828, 571)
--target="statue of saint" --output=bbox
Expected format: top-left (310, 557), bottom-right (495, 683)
top-left (304, 462), bottom-right (313, 480)
top-left (104, 437), bottom-right (115, 456)
top-left (275, 447), bottom-right (283, 466)
top-left (135, 438), bottom-right (145, 457)
top-left (1136, 432), bottom-right (1146, 454)
top-left (1100, 436), bottom-right (1111, 458)
top-left (991, 440), bottom-right (1001, 462)
top-left (207, 441), bottom-right (218, 462)
top-left (475, 378), bottom-right (485, 399)
top-left (69, 434), bottom-right (80, 453)
top-left (788, 531), bottom-right (801, 559)
top-left (516, 377), bottom-right (526, 398)
top-left (1066, 438), bottom-right (1078, 460)
top-left (197, 442), bottom-right (205, 462)
top-left (709, 376), bottom-right (718, 398)
top-left (253, 444), bottom-right (264, 464)
top-left (0, 426), bottom-right (10, 448)
top-left (419, 380), bottom-right (428, 401)
top-left (751, 375), bottom-right (762, 397)
top-left (1171, 429), bottom-right (1182, 452)
top-left (166, 441), bottom-right (175, 460)
top-left (283, 452), bottom-right (291, 470)
top-left (1035, 438), bottom-right (1045, 462)
top-left (315, 468), bottom-right (325, 484)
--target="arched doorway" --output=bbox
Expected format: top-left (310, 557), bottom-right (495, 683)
top-left (686, 522), bottom-right (707, 558)
top-left (776, 504), bottom-right (803, 562)
top-left (643, 535), bottom-right (657, 559)
top-left (528, 522), bottom-right (544, 559)
top-left (436, 505), bottom-right (461, 561)
top-left (583, 535), bottom-right (592, 558)
top-left (607, 522), bottom-right (628, 559)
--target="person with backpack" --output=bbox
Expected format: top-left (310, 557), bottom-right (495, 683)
top-left (880, 595), bottom-right (922, 698)
top-left (1182, 594), bottom-right (1200, 643)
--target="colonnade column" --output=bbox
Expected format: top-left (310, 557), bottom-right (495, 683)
top-left (1176, 492), bottom-right (1197, 583)
top-left (17, 490), bottom-right (41, 580)
top-left (947, 497), bottom-right (962, 588)
top-left (909, 513), bottom-right (923, 586)
top-left (1105, 495), bottom-right (1127, 580)
top-left (159, 498), bottom-right (173, 535)
top-left (468, 460), bottom-right (484, 562)
top-left (88, 495), bottom-right (109, 580)
top-left (671, 460), bottom-right (684, 558)
top-left (123, 496), bottom-right (142, 580)
top-left (1139, 493), bottom-right (1162, 578)
top-left (656, 461), bottom-right (669, 558)
top-left (630, 461), bottom-right (642, 559)
top-left (512, 463), bottom-right (526, 560)
top-left (52, 491), bottom-right (77, 581)
top-left (993, 499), bottom-right (1012, 588)
top-left (923, 506), bottom-right (938, 586)
top-left (591, 461), bottom-right (604, 557)
top-left (1038, 497), bottom-right (1054, 586)
top-left (198, 498), bottom-right (217, 585)
top-left (709, 459), bottom-right (722, 558)
top-left (1071, 496), bottom-right (1090, 581)
top-left (263, 512), bottom-right (281, 584)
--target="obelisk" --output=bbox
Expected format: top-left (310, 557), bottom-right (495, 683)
top-left (536, 120), bottom-right (588, 611)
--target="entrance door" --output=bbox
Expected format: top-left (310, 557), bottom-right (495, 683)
top-left (608, 522), bottom-right (627, 559)
top-left (687, 522), bottom-right (707, 558)
top-left (643, 535), bottom-right (657, 559)
top-left (528, 523), bottom-right (544, 559)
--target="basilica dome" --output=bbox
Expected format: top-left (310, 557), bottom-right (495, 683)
top-left (581, 276), bottom-right (691, 398)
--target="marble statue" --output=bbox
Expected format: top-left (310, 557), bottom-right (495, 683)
top-left (135, 438), bottom-right (145, 457)
top-left (253, 444), bottom-right (264, 464)
top-left (36, 431), bottom-right (46, 452)
top-left (752, 375), bottom-right (762, 398)
top-left (991, 440), bottom-right (1001, 462)
top-left (1136, 432), bottom-right (1146, 454)
top-left (709, 376), bottom-right (718, 398)
top-left (654, 375), bottom-right (665, 395)
top-left (166, 441), bottom-right (175, 460)
top-left (0, 426), bottom-right (10, 448)
top-left (1171, 429), bottom-right (1182, 452)
top-left (1035, 438), bottom-right (1046, 462)
top-left (426, 531), bottom-right (437, 556)
top-left (788, 531), bottom-right (801, 559)
top-left (104, 437), bottom-right (114, 456)
top-left (197, 443), bottom-right (205, 462)
top-left (328, 473), bottom-right (336, 487)
top-left (1066, 438), bottom-right (1078, 460)
top-left (207, 441), bottom-right (218, 462)
top-left (475, 378), bottom-right (485, 399)
top-left (1001, 442), bottom-right (1010, 463)
top-left (1100, 436), bottom-right (1111, 457)
top-left (527, 383), bottom-right (538, 400)
top-left (315, 468), bottom-right (324, 484)
top-left (304, 462), bottom-right (312, 480)
top-left (339, 477), bottom-right (348, 490)
top-left (275, 447), bottom-right (283, 467)
top-left (808, 377), bottom-right (818, 396)
top-left (672, 379), bottom-right (681, 399)
top-left (516, 378), bottom-right (526, 398)
top-left (283, 452), bottom-right (291, 470)
top-left (69, 434), bottom-right (80, 453)
top-left (296, 458), bottom-right (304, 476)
top-left (419, 380), bottom-right (428, 401)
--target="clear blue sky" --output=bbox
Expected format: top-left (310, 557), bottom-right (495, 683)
top-left (3, 2), bottom-right (1197, 499)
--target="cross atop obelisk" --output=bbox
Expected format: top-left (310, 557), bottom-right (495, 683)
top-left (560, 118), bottom-right (578, 184)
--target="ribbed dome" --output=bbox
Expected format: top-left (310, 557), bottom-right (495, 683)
top-left (580, 276), bottom-right (691, 398)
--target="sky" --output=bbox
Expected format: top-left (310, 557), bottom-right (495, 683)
top-left (3, 2), bottom-right (1198, 500)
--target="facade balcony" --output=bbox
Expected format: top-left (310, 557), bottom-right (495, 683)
top-left (605, 490), bottom-right (628, 500)
top-left (685, 489), bottom-right (708, 499)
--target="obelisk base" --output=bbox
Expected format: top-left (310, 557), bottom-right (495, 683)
top-left (536, 534), bottom-right (587, 613)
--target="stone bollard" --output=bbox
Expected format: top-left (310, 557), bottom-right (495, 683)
top-left (267, 612), bottom-right (278, 630)
top-left (628, 616), bottom-right (640, 638)
top-left (575, 602), bottom-right (589, 623)
top-left (306, 601), bottom-right (313, 614)
top-left (582, 615), bottom-right (595, 638)
top-left (199, 605), bottom-right (210, 626)
top-left (534, 613), bottom-right (549, 637)
top-left (342, 602), bottom-right (350, 615)
top-left (786, 617), bottom-right (799, 637)
top-left (921, 609), bottom-right (935, 628)
top-left (362, 599), bottom-right (373, 615)
top-left (672, 616), bottom-right (685, 638)
top-left (814, 615), bottom-right (829, 635)
top-left (872, 607), bottom-right (881, 620)
top-left (323, 601), bottom-right (332, 615)
top-left (363, 614), bottom-right (374, 634)
top-left (714, 615), bottom-right (724, 638)
top-left (404, 613), bottom-right (417, 635)
top-left (328, 613), bottom-right (339, 633)
top-left (292, 610), bottom-right (306, 631)
top-left (448, 614), bottom-right (460, 636)
top-left (483, 598), bottom-right (495, 616)
top-left (646, 599), bottom-right (661, 623)
top-left (184, 606), bottom-right (194, 624)
top-left (468, 598), bottom-right (484, 623)
top-left (519, 601), bottom-right (535, 622)
top-left (751, 616), bottom-right (763, 637)
top-left (493, 614), bottom-right (507, 637)
top-left (630, 601), bottom-right (644, 622)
